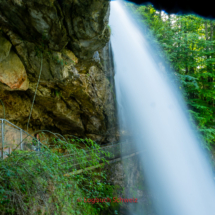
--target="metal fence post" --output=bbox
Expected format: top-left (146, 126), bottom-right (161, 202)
top-left (20, 129), bottom-right (23, 150)
top-left (1, 119), bottom-right (4, 159)
top-left (37, 139), bottom-right (39, 153)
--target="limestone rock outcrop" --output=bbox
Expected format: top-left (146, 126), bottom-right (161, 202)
top-left (0, 34), bottom-right (29, 91)
top-left (0, 0), bottom-right (110, 59)
top-left (0, 0), bottom-right (117, 143)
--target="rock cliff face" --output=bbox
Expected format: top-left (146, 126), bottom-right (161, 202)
top-left (0, 0), bottom-right (117, 143)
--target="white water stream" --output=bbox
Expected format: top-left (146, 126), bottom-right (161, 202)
top-left (110, 1), bottom-right (215, 214)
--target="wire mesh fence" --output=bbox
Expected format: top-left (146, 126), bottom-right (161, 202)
top-left (0, 119), bottom-right (137, 171)
top-left (0, 119), bottom-right (34, 159)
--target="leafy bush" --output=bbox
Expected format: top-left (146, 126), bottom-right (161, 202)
top-left (0, 137), bottom-right (116, 215)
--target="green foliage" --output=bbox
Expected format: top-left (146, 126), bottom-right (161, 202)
top-left (0, 137), bottom-right (116, 214)
top-left (107, 25), bottom-right (111, 34)
top-left (52, 89), bottom-right (62, 98)
top-left (126, 3), bottom-right (215, 149)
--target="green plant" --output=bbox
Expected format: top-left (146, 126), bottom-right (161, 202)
top-left (54, 89), bottom-right (62, 98)
top-left (0, 137), bottom-right (117, 214)
top-left (107, 25), bottom-right (111, 34)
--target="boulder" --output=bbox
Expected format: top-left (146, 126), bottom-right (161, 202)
top-left (0, 51), bottom-right (29, 91)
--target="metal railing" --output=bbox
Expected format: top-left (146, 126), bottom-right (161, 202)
top-left (66, 140), bottom-right (137, 170)
top-left (0, 119), bottom-right (37, 159)
top-left (0, 119), bottom-right (138, 170)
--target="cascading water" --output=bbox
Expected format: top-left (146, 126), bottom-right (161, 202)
top-left (110, 1), bottom-right (215, 215)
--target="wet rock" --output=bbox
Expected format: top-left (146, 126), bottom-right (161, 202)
top-left (0, 0), bottom-right (68, 51)
top-left (61, 0), bottom-right (111, 59)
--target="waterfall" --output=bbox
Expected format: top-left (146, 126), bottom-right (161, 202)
top-left (110, 1), bottom-right (215, 215)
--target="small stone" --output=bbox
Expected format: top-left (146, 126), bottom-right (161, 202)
top-left (93, 51), bottom-right (100, 62)
top-left (65, 49), bottom-right (78, 64)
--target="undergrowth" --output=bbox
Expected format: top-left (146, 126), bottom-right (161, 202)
top-left (0, 137), bottom-right (117, 215)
